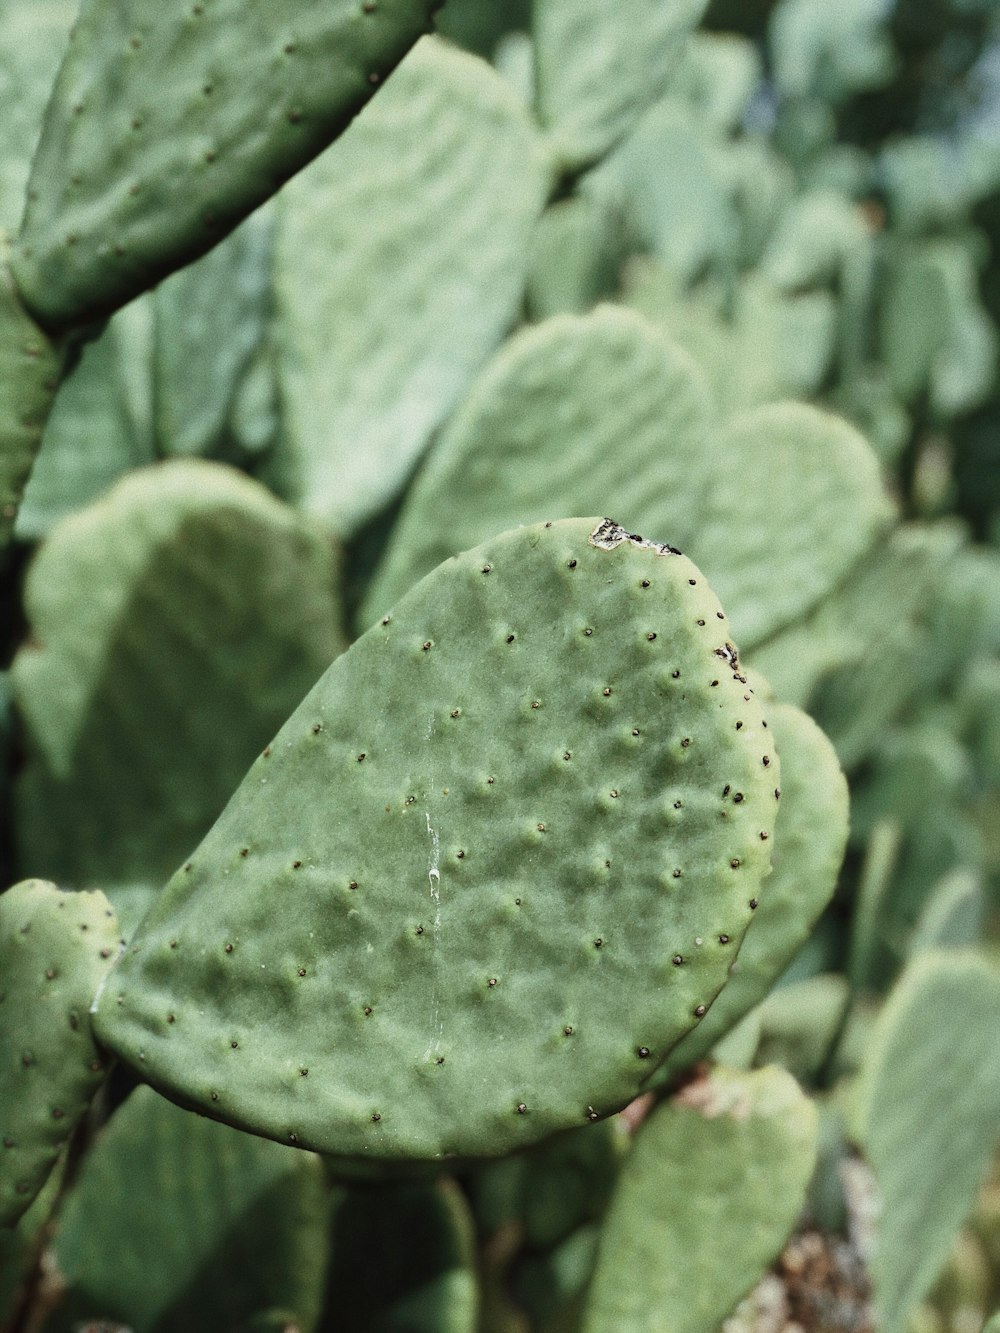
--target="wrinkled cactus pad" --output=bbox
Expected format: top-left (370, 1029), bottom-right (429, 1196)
top-left (13, 0), bottom-right (442, 330)
top-left (94, 518), bottom-right (779, 1164)
top-left (582, 1064), bottom-right (818, 1333)
top-left (1, 880), bottom-right (120, 1227)
top-left (649, 700), bottom-right (848, 1083)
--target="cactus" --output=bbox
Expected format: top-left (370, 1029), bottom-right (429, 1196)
top-left (92, 518), bottom-right (779, 1162)
top-left (533, 0), bottom-right (708, 172)
top-left (268, 35), bottom-right (551, 536)
top-left (3, 0), bottom-right (1000, 1321)
top-left (151, 205), bottom-right (274, 461)
top-left (11, 459), bottom-right (346, 891)
top-left (0, 879), bottom-right (120, 1226)
top-left (908, 869), bottom-right (984, 956)
top-left (361, 305), bottom-right (891, 647)
top-left (11, 0), bottom-right (443, 331)
top-left (646, 698), bottom-right (848, 1084)
top-left (49, 1084), bottom-right (328, 1332)
top-left (851, 951), bottom-right (1000, 1333)
top-left (0, 1159), bottom-right (64, 1322)
top-left (752, 973), bottom-right (850, 1082)
top-left (581, 1065), bottom-right (818, 1333)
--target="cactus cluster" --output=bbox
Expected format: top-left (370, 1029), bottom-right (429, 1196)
top-left (2, 0), bottom-right (999, 1330)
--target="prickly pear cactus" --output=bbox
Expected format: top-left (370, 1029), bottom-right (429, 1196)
top-left (582, 1065), bottom-right (818, 1333)
top-left (11, 458), bottom-right (346, 889)
top-left (271, 35), bottom-right (551, 536)
top-left (50, 1084), bottom-right (329, 1332)
top-left (93, 518), bottom-right (779, 1163)
top-left (533, 0), bottom-right (708, 171)
top-left (12, 0), bottom-right (443, 330)
top-left (0, 880), bottom-right (120, 1227)
top-left (852, 950), bottom-right (1000, 1333)
top-left (361, 307), bottom-right (891, 647)
top-left (650, 699), bottom-right (848, 1083)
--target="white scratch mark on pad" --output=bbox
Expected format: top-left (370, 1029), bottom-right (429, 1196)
top-left (89, 941), bottom-right (126, 1014)
top-left (426, 811), bottom-right (441, 922)
top-left (424, 811), bottom-right (443, 1060)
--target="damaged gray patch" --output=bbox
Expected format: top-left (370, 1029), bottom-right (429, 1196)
top-left (714, 641), bottom-right (741, 671)
top-left (589, 518), bottom-right (681, 556)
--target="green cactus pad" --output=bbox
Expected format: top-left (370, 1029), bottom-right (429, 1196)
top-left (0, 0), bottom-right (76, 236)
top-left (95, 517), bottom-right (779, 1164)
top-left (469, 1116), bottom-right (622, 1255)
top-left (880, 239), bottom-right (997, 417)
top-left (360, 307), bottom-right (713, 625)
top-left (50, 1085), bottom-right (328, 1332)
top-left (0, 243), bottom-right (64, 546)
top-left (687, 403), bottom-right (891, 645)
top-left (152, 205), bottom-right (273, 460)
top-left (908, 869), bottom-right (984, 956)
top-left (533, 0), bottom-right (707, 170)
top-left (15, 302), bottom-right (154, 540)
top-left (12, 0), bottom-right (441, 331)
top-left (753, 973), bottom-right (850, 1082)
top-left (323, 1180), bottom-right (477, 1332)
top-left (360, 309), bottom-right (890, 646)
top-left (649, 701), bottom-right (848, 1084)
top-left (513, 1223), bottom-right (601, 1327)
top-left (852, 951), bottom-right (1000, 1333)
top-left (270, 36), bottom-right (550, 537)
top-left (12, 460), bottom-right (345, 889)
top-left (0, 879), bottom-right (120, 1228)
top-left (582, 1065), bottom-right (817, 1333)
top-left (751, 524), bottom-right (965, 748)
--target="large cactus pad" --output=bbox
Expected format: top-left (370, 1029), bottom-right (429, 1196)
top-left (94, 519), bottom-right (779, 1164)
top-left (13, 0), bottom-right (442, 330)
top-left (1, 880), bottom-right (120, 1227)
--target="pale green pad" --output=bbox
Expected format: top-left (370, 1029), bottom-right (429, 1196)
top-left (533, 0), bottom-right (707, 170)
top-left (12, 0), bottom-right (441, 331)
top-left (152, 205), bottom-right (273, 459)
top-left (0, 244), bottom-right (63, 546)
top-left (0, 880), bottom-right (120, 1228)
top-left (362, 309), bottom-right (890, 647)
top-left (852, 951), bottom-right (1000, 1333)
top-left (271, 36), bottom-right (550, 537)
top-left (751, 524), bottom-right (964, 719)
top-left (880, 239), bottom-right (997, 417)
top-left (12, 459), bottom-right (345, 889)
top-left (908, 869), bottom-right (984, 956)
top-left (690, 403), bottom-right (891, 647)
top-left (753, 973), bottom-right (850, 1082)
top-left (94, 518), bottom-right (779, 1163)
top-left (15, 302), bottom-right (154, 540)
top-left (50, 1085), bottom-right (328, 1332)
top-left (323, 1180), bottom-right (477, 1332)
top-left (649, 701), bottom-right (847, 1084)
top-left (0, 0), bottom-right (77, 236)
top-left (582, 1065), bottom-right (817, 1333)
top-left (361, 307), bottom-right (714, 626)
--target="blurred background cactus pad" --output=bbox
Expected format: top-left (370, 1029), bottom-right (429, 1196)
top-left (1, 0), bottom-right (1000, 1330)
